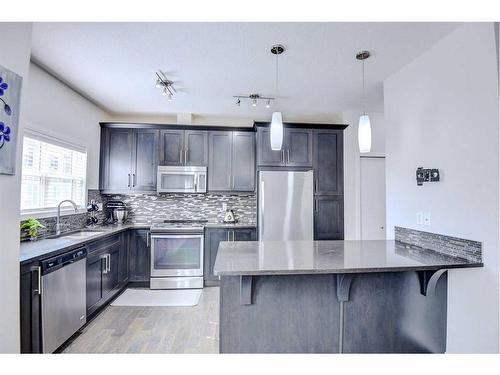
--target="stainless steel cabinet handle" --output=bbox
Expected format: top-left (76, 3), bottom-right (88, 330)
top-left (194, 175), bottom-right (198, 192)
top-left (31, 266), bottom-right (41, 295)
top-left (314, 178), bottom-right (318, 193)
top-left (100, 254), bottom-right (107, 274)
top-left (227, 231), bottom-right (230, 241)
top-left (314, 199), bottom-right (318, 212)
top-left (287, 149), bottom-right (290, 163)
top-left (179, 148), bottom-right (183, 163)
top-left (147, 231), bottom-right (150, 247)
top-left (107, 253), bottom-right (111, 272)
top-left (128, 173), bottom-right (131, 188)
top-left (231, 230), bottom-right (235, 241)
top-left (281, 149), bottom-right (285, 163)
top-left (185, 147), bottom-right (188, 164)
top-left (133, 174), bottom-right (136, 187)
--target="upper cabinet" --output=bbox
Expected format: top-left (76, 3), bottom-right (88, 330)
top-left (257, 127), bottom-right (312, 167)
top-left (100, 127), bottom-right (159, 194)
top-left (313, 129), bottom-right (343, 195)
top-left (208, 131), bottom-right (255, 192)
top-left (160, 129), bottom-right (208, 166)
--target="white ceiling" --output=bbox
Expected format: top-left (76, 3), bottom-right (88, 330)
top-left (31, 22), bottom-right (460, 121)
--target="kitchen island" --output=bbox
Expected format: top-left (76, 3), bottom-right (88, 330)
top-left (213, 240), bottom-right (483, 353)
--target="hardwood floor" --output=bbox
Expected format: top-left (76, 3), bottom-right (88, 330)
top-left (63, 287), bottom-right (219, 353)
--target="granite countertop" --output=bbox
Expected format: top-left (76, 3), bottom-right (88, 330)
top-left (19, 221), bottom-right (257, 264)
top-left (213, 240), bottom-right (483, 276)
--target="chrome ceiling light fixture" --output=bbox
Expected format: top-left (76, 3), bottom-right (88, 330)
top-left (233, 93), bottom-right (274, 107)
top-left (270, 44), bottom-right (285, 151)
top-left (155, 71), bottom-right (176, 101)
top-left (356, 51), bottom-right (372, 153)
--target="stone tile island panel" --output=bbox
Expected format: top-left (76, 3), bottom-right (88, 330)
top-left (395, 226), bottom-right (482, 263)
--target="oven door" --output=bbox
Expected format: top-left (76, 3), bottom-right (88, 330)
top-left (150, 234), bottom-right (204, 277)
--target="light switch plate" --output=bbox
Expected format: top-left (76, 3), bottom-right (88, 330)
top-left (424, 212), bottom-right (432, 226)
top-left (416, 212), bottom-right (424, 225)
top-left (222, 202), bottom-right (227, 212)
top-left (97, 203), bottom-right (103, 211)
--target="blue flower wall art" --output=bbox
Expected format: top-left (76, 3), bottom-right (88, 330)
top-left (0, 65), bottom-right (23, 175)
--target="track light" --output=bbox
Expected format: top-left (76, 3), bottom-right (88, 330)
top-left (155, 71), bottom-right (176, 102)
top-left (236, 98), bottom-right (241, 106)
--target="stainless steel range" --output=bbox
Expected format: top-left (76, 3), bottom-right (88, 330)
top-left (150, 220), bottom-right (206, 290)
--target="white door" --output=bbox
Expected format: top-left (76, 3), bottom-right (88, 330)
top-left (360, 157), bottom-right (386, 240)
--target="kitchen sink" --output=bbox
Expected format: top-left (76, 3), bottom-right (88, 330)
top-left (47, 229), bottom-right (106, 240)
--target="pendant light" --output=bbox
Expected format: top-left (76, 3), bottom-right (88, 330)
top-left (356, 51), bottom-right (372, 153)
top-left (270, 44), bottom-right (285, 151)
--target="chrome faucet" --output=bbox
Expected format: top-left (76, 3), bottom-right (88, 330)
top-left (56, 199), bottom-right (78, 235)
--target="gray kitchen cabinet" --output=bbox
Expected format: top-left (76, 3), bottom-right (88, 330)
top-left (160, 130), bottom-right (184, 165)
top-left (20, 261), bottom-right (42, 353)
top-left (313, 129), bottom-right (343, 195)
top-left (314, 196), bottom-right (344, 240)
top-left (232, 132), bottom-right (256, 191)
top-left (185, 130), bottom-right (208, 165)
top-left (286, 128), bottom-right (313, 167)
top-left (129, 229), bottom-right (151, 283)
top-left (132, 129), bottom-right (159, 191)
top-left (86, 233), bottom-right (126, 316)
top-left (101, 128), bottom-right (134, 191)
top-left (257, 127), bottom-right (312, 167)
top-left (100, 127), bottom-right (159, 194)
top-left (160, 129), bottom-right (208, 166)
top-left (208, 131), bottom-right (255, 192)
top-left (204, 227), bottom-right (257, 286)
top-left (208, 132), bottom-right (232, 191)
top-left (257, 128), bottom-right (284, 166)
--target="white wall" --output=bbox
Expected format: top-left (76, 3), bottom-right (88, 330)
top-left (342, 111), bottom-right (385, 240)
top-left (384, 23), bottom-right (499, 353)
top-left (25, 63), bottom-right (108, 189)
top-left (0, 22), bottom-right (33, 353)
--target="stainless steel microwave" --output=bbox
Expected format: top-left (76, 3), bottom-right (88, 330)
top-left (157, 166), bottom-right (207, 193)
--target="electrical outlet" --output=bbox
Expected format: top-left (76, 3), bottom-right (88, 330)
top-left (97, 203), bottom-right (103, 211)
top-left (424, 212), bottom-right (432, 226)
top-left (416, 212), bottom-right (424, 225)
top-left (222, 202), bottom-right (227, 212)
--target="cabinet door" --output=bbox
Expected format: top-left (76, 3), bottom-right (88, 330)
top-left (20, 265), bottom-right (42, 353)
top-left (118, 232), bottom-right (129, 284)
top-left (231, 132), bottom-right (255, 191)
top-left (160, 130), bottom-right (184, 165)
top-left (103, 245), bottom-right (120, 295)
top-left (313, 130), bottom-right (343, 195)
top-left (208, 132), bottom-right (232, 191)
top-left (257, 128), bottom-right (285, 167)
top-left (132, 129), bottom-right (159, 192)
top-left (86, 253), bottom-right (104, 314)
top-left (129, 230), bottom-right (151, 282)
top-left (102, 128), bottom-right (133, 191)
top-left (314, 196), bottom-right (344, 240)
top-left (286, 128), bottom-right (313, 167)
top-left (204, 229), bottom-right (229, 285)
top-left (233, 228), bottom-right (257, 241)
top-left (185, 130), bottom-right (208, 166)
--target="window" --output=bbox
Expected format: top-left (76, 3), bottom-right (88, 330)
top-left (20, 131), bottom-right (87, 216)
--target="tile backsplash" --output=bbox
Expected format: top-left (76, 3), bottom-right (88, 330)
top-left (20, 189), bottom-right (256, 241)
top-left (395, 226), bottom-right (482, 263)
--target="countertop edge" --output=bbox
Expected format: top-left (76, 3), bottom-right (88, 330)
top-left (213, 262), bottom-right (484, 276)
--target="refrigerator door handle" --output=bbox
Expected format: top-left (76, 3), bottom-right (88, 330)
top-left (259, 180), bottom-right (264, 239)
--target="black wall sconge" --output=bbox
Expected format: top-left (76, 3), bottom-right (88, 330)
top-left (416, 167), bottom-right (440, 186)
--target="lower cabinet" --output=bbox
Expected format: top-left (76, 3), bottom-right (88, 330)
top-left (204, 227), bottom-right (257, 286)
top-left (86, 232), bottom-right (128, 317)
top-left (314, 196), bottom-right (344, 240)
top-left (20, 262), bottom-right (42, 353)
top-left (128, 229), bottom-right (151, 283)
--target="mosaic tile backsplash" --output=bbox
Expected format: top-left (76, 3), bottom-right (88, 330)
top-left (395, 226), bottom-right (482, 263)
top-left (20, 189), bottom-right (256, 241)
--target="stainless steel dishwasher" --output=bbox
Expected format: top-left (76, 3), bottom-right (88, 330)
top-left (41, 246), bottom-right (87, 353)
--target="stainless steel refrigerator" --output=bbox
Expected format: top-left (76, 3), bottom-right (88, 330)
top-left (258, 170), bottom-right (314, 241)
